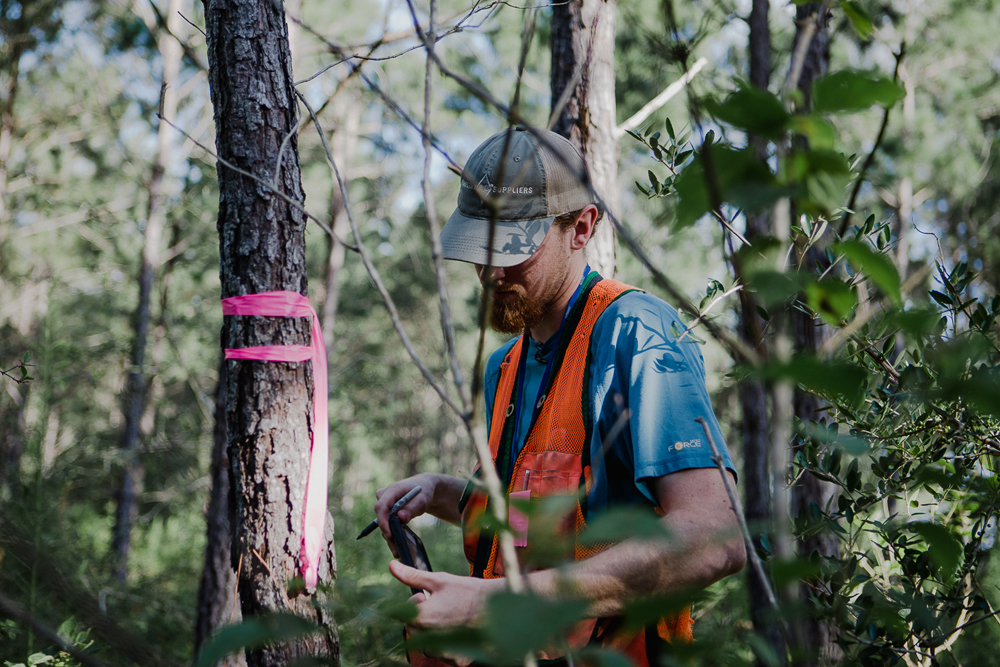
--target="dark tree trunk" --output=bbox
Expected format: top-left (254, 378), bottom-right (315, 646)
top-left (193, 362), bottom-right (246, 666)
top-left (550, 0), bottom-right (617, 276)
top-left (739, 1), bottom-right (785, 662)
top-left (789, 6), bottom-right (839, 666)
top-left (202, 0), bottom-right (338, 664)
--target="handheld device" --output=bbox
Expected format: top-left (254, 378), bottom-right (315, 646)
top-left (389, 515), bottom-right (433, 594)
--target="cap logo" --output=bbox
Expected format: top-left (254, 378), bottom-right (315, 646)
top-left (460, 170), bottom-right (534, 196)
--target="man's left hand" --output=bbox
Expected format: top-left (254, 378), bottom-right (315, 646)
top-left (389, 560), bottom-right (504, 629)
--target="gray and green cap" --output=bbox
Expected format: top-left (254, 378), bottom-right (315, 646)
top-left (440, 126), bottom-right (597, 267)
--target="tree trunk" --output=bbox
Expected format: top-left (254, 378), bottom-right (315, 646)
top-left (321, 92), bottom-right (361, 351)
top-left (739, 1), bottom-right (785, 662)
top-left (194, 361), bottom-right (246, 667)
top-left (112, 0), bottom-right (185, 580)
top-left (789, 6), bottom-right (839, 666)
top-left (203, 0), bottom-right (338, 663)
top-left (550, 0), bottom-right (617, 277)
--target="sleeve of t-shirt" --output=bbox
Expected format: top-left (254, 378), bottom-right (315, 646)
top-left (592, 292), bottom-right (736, 502)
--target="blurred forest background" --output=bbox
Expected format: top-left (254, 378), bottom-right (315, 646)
top-left (1, 0), bottom-right (1000, 665)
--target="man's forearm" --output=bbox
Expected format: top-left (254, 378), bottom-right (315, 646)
top-left (524, 508), bottom-right (745, 617)
top-left (423, 473), bottom-right (468, 524)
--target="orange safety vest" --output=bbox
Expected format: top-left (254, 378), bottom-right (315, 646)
top-left (434, 275), bottom-right (691, 667)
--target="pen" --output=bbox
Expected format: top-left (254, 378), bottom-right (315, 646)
top-left (356, 485), bottom-right (422, 540)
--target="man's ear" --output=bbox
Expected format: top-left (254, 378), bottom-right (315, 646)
top-left (570, 205), bottom-right (599, 250)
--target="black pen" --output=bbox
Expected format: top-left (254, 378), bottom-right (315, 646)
top-left (356, 485), bottom-right (422, 540)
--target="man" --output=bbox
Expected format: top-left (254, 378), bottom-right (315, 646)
top-left (373, 126), bottom-right (745, 662)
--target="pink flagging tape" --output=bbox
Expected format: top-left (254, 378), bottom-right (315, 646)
top-left (222, 291), bottom-right (328, 590)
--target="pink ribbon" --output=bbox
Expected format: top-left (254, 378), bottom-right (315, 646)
top-left (222, 291), bottom-right (328, 589)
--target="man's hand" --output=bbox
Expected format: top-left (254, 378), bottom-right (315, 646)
top-left (373, 473), bottom-right (466, 555)
top-left (389, 560), bottom-right (504, 629)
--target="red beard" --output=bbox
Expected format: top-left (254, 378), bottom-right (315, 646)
top-left (488, 281), bottom-right (545, 334)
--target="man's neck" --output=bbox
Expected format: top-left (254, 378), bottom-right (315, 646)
top-left (527, 258), bottom-right (588, 343)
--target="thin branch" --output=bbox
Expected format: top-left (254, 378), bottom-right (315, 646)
top-left (296, 90), bottom-right (462, 417)
top-left (838, 43), bottom-right (907, 237)
top-left (676, 284), bottom-right (742, 343)
top-left (614, 58), bottom-right (709, 138)
top-left (782, 10), bottom-right (819, 101)
top-left (608, 212), bottom-right (761, 364)
top-left (155, 113), bottom-right (357, 250)
top-left (695, 418), bottom-right (788, 634)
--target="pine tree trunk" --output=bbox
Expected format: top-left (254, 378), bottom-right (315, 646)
top-left (550, 0), bottom-right (617, 277)
top-left (112, 0), bottom-right (185, 579)
top-left (202, 0), bottom-right (338, 663)
top-left (194, 361), bottom-right (247, 666)
top-left (739, 0), bottom-right (786, 663)
top-left (789, 6), bottom-right (839, 666)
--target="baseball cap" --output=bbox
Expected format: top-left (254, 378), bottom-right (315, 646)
top-left (440, 126), bottom-right (598, 267)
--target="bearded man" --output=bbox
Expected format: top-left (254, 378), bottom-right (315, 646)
top-left (372, 126), bottom-right (745, 665)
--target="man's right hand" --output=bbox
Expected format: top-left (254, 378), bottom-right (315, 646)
top-left (373, 473), bottom-right (466, 550)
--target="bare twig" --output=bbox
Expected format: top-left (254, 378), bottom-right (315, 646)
top-left (695, 418), bottom-right (787, 631)
top-left (155, 113), bottom-right (357, 250)
top-left (676, 284), bottom-right (743, 343)
top-left (614, 58), bottom-right (709, 138)
top-left (838, 43), bottom-right (907, 237)
top-left (782, 11), bottom-right (819, 101)
top-left (295, 90), bottom-right (462, 416)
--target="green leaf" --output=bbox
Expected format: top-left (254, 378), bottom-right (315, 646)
top-left (813, 70), bottom-right (904, 113)
top-left (788, 114), bottom-right (836, 149)
top-left (840, 0), bottom-right (874, 39)
top-left (674, 145), bottom-right (786, 226)
top-left (764, 356), bottom-right (869, 402)
top-left (804, 278), bottom-right (858, 324)
top-left (573, 647), bottom-right (636, 667)
top-left (483, 593), bottom-right (589, 663)
top-left (194, 614), bottom-right (321, 667)
top-left (907, 522), bottom-right (964, 582)
top-left (704, 87), bottom-right (790, 138)
top-left (800, 422), bottom-right (870, 456)
top-left (665, 118), bottom-right (675, 140)
top-left (771, 557), bottom-right (822, 587)
top-left (22, 350), bottom-right (32, 363)
top-left (834, 241), bottom-right (902, 305)
top-left (746, 270), bottom-right (807, 307)
top-left (406, 626), bottom-right (491, 663)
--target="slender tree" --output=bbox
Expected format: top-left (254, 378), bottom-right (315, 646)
top-left (550, 0), bottom-right (618, 276)
top-left (202, 0), bottom-right (338, 663)
top-left (788, 5), bottom-right (839, 666)
top-left (737, 2), bottom-right (785, 661)
top-left (111, 0), bottom-right (186, 579)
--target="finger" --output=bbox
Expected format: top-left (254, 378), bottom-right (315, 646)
top-left (375, 487), bottom-right (386, 500)
top-left (390, 559), bottom-right (437, 591)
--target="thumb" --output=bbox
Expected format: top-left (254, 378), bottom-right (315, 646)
top-left (389, 559), bottom-right (435, 590)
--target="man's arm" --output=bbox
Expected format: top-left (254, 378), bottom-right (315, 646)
top-left (391, 467), bottom-right (746, 627)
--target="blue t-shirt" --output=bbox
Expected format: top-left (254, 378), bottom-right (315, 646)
top-left (484, 289), bottom-right (736, 515)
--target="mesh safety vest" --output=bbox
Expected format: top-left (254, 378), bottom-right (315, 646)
top-left (447, 274), bottom-right (692, 666)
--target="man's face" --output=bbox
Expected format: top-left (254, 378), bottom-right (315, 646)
top-left (475, 223), bottom-right (572, 335)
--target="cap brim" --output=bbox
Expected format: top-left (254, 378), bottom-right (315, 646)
top-left (440, 207), bottom-right (555, 268)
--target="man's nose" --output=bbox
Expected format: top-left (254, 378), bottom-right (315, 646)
top-left (478, 265), bottom-right (505, 281)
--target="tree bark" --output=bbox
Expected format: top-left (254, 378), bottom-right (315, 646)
top-left (789, 6), bottom-right (839, 666)
top-left (202, 0), bottom-right (338, 663)
top-left (112, 0), bottom-right (185, 580)
top-left (739, 1), bottom-right (785, 662)
top-left (194, 361), bottom-right (247, 667)
top-left (550, 0), bottom-right (617, 277)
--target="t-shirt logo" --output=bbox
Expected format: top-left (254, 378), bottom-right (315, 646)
top-left (673, 438), bottom-right (702, 451)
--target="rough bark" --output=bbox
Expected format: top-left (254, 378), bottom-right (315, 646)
top-left (202, 0), bottom-right (338, 663)
top-left (550, 0), bottom-right (618, 277)
top-left (740, 1), bottom-right (785, 661)
top-left (789, 6), bottom-right (839, 666)
top-left (194, 362), bottom-right (246, 667)
top-left (112, 0), bottom-right (185, 579)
